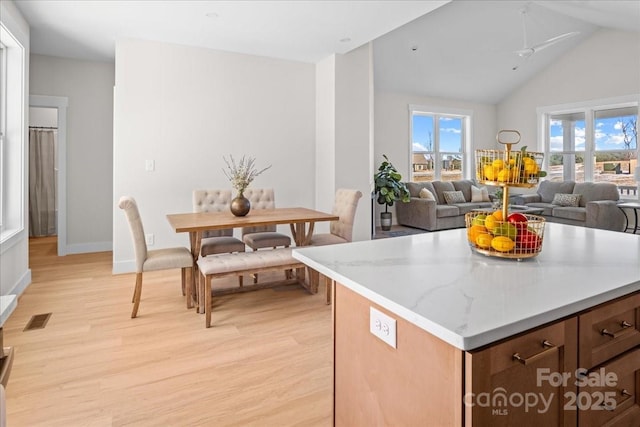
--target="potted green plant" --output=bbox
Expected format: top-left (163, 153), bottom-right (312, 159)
top-left (374, 154), bottom-right (410, 231)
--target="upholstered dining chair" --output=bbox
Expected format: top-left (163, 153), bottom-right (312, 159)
top-left (193, 190), bottom-right (246, 257)
top-left (193, 189), bottom-right (246, 287)
top-left (242, 188), bottom-right (292, 283)
top-left (310, 188), bottom-right (363, 246)
top-left (118, 196), bottom-right (194, 318)
top-left (309, 188), bottom-right (363, 303)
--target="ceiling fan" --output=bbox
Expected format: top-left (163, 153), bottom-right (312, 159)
top-left (512, 7), bottom-right (579, 70)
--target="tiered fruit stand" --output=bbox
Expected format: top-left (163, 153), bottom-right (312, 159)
top-left (466, 130), bottom-right (546, 260)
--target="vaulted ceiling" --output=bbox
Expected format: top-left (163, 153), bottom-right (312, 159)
top-left (13, 0), bottom-right (640, 105)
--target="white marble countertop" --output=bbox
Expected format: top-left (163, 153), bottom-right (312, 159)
top-left (293, 223), bottom-right (640, 351)
top-left (0, 295), bottom-right (17, 328)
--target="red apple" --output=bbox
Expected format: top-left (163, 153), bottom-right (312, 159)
top-left (507, 212), bottom-right (528, 232)
top-left (516, 229), bottom-right (541, 250)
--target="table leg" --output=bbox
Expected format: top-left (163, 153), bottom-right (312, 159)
top-left (189, 231), bottom-right (204, 313)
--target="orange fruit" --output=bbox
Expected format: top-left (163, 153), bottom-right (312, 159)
top-left (492, 210), bottom-right (504, 221)
top-left (491, 236), bottom-right (515, 252)
top-left (467, 225), bottom-right (487, 243)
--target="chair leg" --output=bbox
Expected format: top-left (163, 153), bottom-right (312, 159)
top-left (184, 266), bottom-right (194, 309)
top-left (252, 248), bottom-right (259, 284)
top-left (326, 277), bottom-right (332, 305)
top-left (205, 275), bottom-right (213, 328)
top-left (131, 272), bottom-right (143, 318)
top-left (181, 268), bottom-right (186, 296)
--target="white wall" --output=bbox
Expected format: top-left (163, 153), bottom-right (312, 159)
top-left (315, 55), bottom-right (336, 231)
top-left (498, 28), bottom-right (640, 148)
top-left (113, 39), bottom-right (316, 272)
top-left (0, 0), bottom-right (30, 298)
top-left (30, 54), bottom-right (114, 253)
top-left (373, 90), bottom-right (497, 224)
top-left (334, 43), bottom-right (375, 242)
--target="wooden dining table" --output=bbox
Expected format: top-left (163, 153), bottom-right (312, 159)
top-left (166, 207), bottom-right (339, 311)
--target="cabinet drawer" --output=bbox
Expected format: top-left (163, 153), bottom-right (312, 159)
top-left (577, 347), bottom-right (640, 427)
top-left (466, 318), bottom-right (577, 426)
top-left (579, 292), bottom-right (640, 369)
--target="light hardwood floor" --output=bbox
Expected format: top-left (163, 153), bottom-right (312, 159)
top-left (3, 237), bottom-right (333, 426)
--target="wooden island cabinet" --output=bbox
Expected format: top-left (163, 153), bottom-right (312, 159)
top-left (293, 224), bottom-right (640, 426)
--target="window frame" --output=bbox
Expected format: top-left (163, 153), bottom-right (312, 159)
top-left (409, 104), bottom-right (472, 182)
top-left (537, 95), bottom-right (639, 189)
top-left (0, 22), bottom-right (26, 248)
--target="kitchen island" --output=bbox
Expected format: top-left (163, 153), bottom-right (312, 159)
top-left (293, 223), bottom-right (640, 426)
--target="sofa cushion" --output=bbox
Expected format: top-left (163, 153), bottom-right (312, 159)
top-left (551, 193), bottom-right (581, 207)
top-left (538, 180), bottom-right (575, 203)
top-left (552, 207), bottom-right (587, 222)
top-left (435, 205), bottom-right (459, 218)
top-left (432, 181), bottom-right (456, 204)
top-left (471, 185), bottom-right (490, 202)
top-left (454, 202), bottom-right (485, 215)
top-left (443, 190), bottom-right (466, 204)
top-left (525, 202), bottom-right (555, 216)
top-left (406, 182), bottom-right (436, 198)
top-left (573, 182), bottom-right (619, 206)
top-left (419, 187), bottom-right (436, 200)
top-left (452, 180), bottom-right (475, 202)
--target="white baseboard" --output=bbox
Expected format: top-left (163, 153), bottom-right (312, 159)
top-left (65, 241), bottom-right (113, 255)
top-left (8, 268), bottom-right (31, 297)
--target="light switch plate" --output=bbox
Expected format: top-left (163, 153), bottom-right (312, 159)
top-left (370, 306), bottom-right (397, 348)
top-left (145, 159), bottom-right (155, 171)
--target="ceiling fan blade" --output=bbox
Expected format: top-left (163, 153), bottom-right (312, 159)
top-left (530, 31), bottom-right (580, 53)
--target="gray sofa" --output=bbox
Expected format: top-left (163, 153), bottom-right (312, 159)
top-left (396, 180), bottom-right (493, 231)
top-left (511, 180), bottom-right (624, 231)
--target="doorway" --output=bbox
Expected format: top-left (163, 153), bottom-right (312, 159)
top-left (29, 95), bottom-right (68, 256)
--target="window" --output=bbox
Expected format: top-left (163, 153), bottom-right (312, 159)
top-left (541, 98), bottom-right (638, 193)
top-left (410, 105), bottom-right (471, 182)
top-left (0, 23), bottom-right (26, 245)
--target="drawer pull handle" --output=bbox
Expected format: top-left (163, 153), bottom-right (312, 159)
top-left (512, 340), bottom-right (557, 365)
top-left (601, 321), bottom-right (634, 338)
top-left (600, 389), bottom-right (634, 412)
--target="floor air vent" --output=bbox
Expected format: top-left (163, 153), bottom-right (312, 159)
top-left (24, 313), bottom-right (52, 331)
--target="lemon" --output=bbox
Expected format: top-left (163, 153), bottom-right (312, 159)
top-left (476, 233), bottom-right (493, 249)
top-left (483, 164), bottom-right (496, 181)
top-left (484, 215), bottom-right (498, 232)
top-left (497, 169), bottom-right (510, 182)
top-left (491, 236), bottom-right (515, 252)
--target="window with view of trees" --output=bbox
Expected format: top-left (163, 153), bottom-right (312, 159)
top-left (541, 99), bottom-right (638, 193)
top-left (410, 106), bottom-right (471, 182)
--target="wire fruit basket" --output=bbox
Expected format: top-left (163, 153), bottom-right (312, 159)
top-left (467, 130), bottom-right (546, 260)
top-left (465, 211), bottom-right (545, 260)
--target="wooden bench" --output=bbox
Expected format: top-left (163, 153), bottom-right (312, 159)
top-left (197, 248), bottom-right (315, 328)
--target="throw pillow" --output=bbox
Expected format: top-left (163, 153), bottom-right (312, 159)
top-left (419, 187), bottom-right (435, 201)
top-left (471, 185), bottom-right (490, 202)
top-left (551, 193), bottom-right (581, 207)
top-left (443, 190), bottom-right (466, 204)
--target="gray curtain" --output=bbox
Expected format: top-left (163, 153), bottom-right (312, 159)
top-left (29, 129), bottom-right (57, 237)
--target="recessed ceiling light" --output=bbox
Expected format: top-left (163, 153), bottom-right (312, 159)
top-left (205, 12), bottom-right (219, 18)
top-left (339, 38), bottom-right (351, 43)
top-left (411, 45), bottom-right (418, 51)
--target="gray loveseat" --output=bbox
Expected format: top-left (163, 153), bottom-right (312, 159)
top-left (396, 180), bottom-right (493, 231)
top-left (511, 180), bottom-right (624, 231)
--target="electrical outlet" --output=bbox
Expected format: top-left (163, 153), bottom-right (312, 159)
top-left (145, 233), bottom-right (154, 246)
top-left (370, 306), bottom-right (397, 348)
